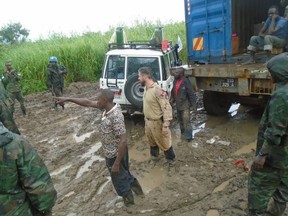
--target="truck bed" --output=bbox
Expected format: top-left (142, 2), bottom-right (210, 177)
top-left (186, 51), bottom-right (275, 80)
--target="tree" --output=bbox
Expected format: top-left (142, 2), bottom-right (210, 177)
top-left (0, 22), bottom-right (30, 44)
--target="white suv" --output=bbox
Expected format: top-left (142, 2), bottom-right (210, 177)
top-left (100, 27), bottom-right (182, 115)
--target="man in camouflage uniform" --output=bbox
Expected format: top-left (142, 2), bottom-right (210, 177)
top-left (2, 61), bottom-right (26, 116)
top-left (0, 122), bottom-right (57, 215)
top-left (0, 79), bottom-right (20, 134)
top-left (46, 56), bottom-right (67, 110)
top-left (138, 66), bottom-right (176, 166)
top-left (248, 52), bottom-right (288, 215)
top-left (54, 89), bottom-right (144, 207)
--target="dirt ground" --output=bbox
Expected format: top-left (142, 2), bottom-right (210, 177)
top-left (12, 81), bottom-right (283, 216)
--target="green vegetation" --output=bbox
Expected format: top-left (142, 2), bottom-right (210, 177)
top-left (0, 21), bottom-right (186, 95)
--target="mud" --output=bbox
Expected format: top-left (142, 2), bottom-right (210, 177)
top-left (12, 82), bottom-right (286, 216)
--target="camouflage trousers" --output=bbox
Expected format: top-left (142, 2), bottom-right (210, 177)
top-left (0, 100), bottom-right (20, 134)
top-left (7, 91), bottom-right (26, 115)
top-left (144, 118), bottom-right (172, 152)
top-left (50, 86), bottom-right (63, 108)
top-left (248, 166), bottom-right (288, 216)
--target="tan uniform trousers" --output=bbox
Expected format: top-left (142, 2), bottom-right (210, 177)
top-left (145, 118), bottom-right (172, 151)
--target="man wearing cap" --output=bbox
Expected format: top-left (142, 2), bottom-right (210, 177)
top-left (138, 66), bottom-right (176, 168)
top-left (46, 56), bottom-right (68, 110)
top-left (248, 52), bottom-right (288, 215)
top-left (170, 67), bottom-right (197, 142)
top-left (0, 121), bottom-right (57, 215)
top-left (2, 61), bottom-right (26, 116)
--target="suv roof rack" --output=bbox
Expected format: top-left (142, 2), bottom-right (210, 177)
top-left (107, 27), bottom-right (175, 52)
top-left (108, 41), bottom-right (163, 51)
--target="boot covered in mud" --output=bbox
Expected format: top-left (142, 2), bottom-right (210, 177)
top-left (131, 178), bottom-right (144, 196)
top-left (266, 197), bottom-right (287, 216)
top-left (150, 146), bottom-right (160, 162)
top-left (123, 191), bottom-right (134, 207)
top-left (164, 146), bottom-right (176, 163)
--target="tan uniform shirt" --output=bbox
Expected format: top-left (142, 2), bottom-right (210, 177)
top-left (143, 82), bottom-right (172, 126)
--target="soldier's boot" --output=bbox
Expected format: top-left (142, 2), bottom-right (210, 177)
top-left (150, 146), bottom-right (160, 162)
top-left (123, 191), bottom-right (134, 207)
top-left (165, 147), bottom-right (176, 176)
top-left (21, 107), bottom-right (26, 116)
top-left (52, 102), bottom-right (58, 111)
top-left (131, 178), bottom-right (144, 196)
top-left (164, 146), bottom-right (176, 165)
top-left (266, 198), bottom-right (286, 216)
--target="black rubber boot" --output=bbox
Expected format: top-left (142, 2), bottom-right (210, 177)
top-left (164, 146), bottom-right (176, 161)
top-left (131, 178), bottom-right (144, 196)
top-left (150, 146), bottom-right (159, 157)
top-left (123, 191), bottom-right (134, 207)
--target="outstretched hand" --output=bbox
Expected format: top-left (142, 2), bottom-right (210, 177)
top-left (54, 97), bottom-right (66, 105)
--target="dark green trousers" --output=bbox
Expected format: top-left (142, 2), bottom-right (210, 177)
top-left (248, 166), bottom-right (288, 216)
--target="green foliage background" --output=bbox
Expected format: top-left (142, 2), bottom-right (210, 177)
top-left (0, 21), bottom-right (186, 95)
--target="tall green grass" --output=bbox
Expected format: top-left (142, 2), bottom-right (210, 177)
top-left (0, 21), bottom-right (186, 95)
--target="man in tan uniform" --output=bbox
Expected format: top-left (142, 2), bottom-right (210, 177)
top-left (138, 66), bottom-right (176, 166)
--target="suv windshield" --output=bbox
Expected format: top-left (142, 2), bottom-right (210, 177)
top-left (104, 55), bottom-right (162, 81)
top-left (127, 57), bottom-right (160, 80)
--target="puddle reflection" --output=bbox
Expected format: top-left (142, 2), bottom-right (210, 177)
top-left (233, 141), bottom-right (256, 155)
top-left (51, 164), bottom-right (72, 176)
top-left (139, 166), bottom-right (167, 194)
top-left (97, 177), bottom-right (111, 195)
top-left (73, 131), bottom-right (93, 143)
top-left (76, 142), bottom-right (105, 179)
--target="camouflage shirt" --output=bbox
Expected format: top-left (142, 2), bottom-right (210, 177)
top-left (257, 53), bottom-right (288, 169)
top-left (0, 124), bottom-right (57, 215)
top-left (0, 81), bottom-right (20, 134)
top-left (2, 69), bottom-right (22, 93)
top-left (46, 63), bottom-right (67, 89)
top-left (0, 81), bottom-right (8, 100)
top-left (143, 82), bottom-right (172, 127)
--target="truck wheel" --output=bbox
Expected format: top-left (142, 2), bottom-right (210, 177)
top-left (124, 74), bottom-right (144, 108)
top-left (203, 91), bottom-right (232, 116)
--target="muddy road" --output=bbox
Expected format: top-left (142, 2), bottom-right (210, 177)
top-left (12, 82), bottom-right (279, 216)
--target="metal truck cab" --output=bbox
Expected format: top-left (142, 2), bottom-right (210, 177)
top-left (100, 28), bottom-right (180, 114)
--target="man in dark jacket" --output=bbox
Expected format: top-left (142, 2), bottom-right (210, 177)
top-left (170, 67), bottom-right (197, 142)
top-left (46, 56), bottom-right (67, 110)
top-left (0, 122), bottom-right (57, 215)
top-left (248, 52), bottom-right (288, 215)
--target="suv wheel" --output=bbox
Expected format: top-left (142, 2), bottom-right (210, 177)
top-left (124, 74), bottom-right (144, 108)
